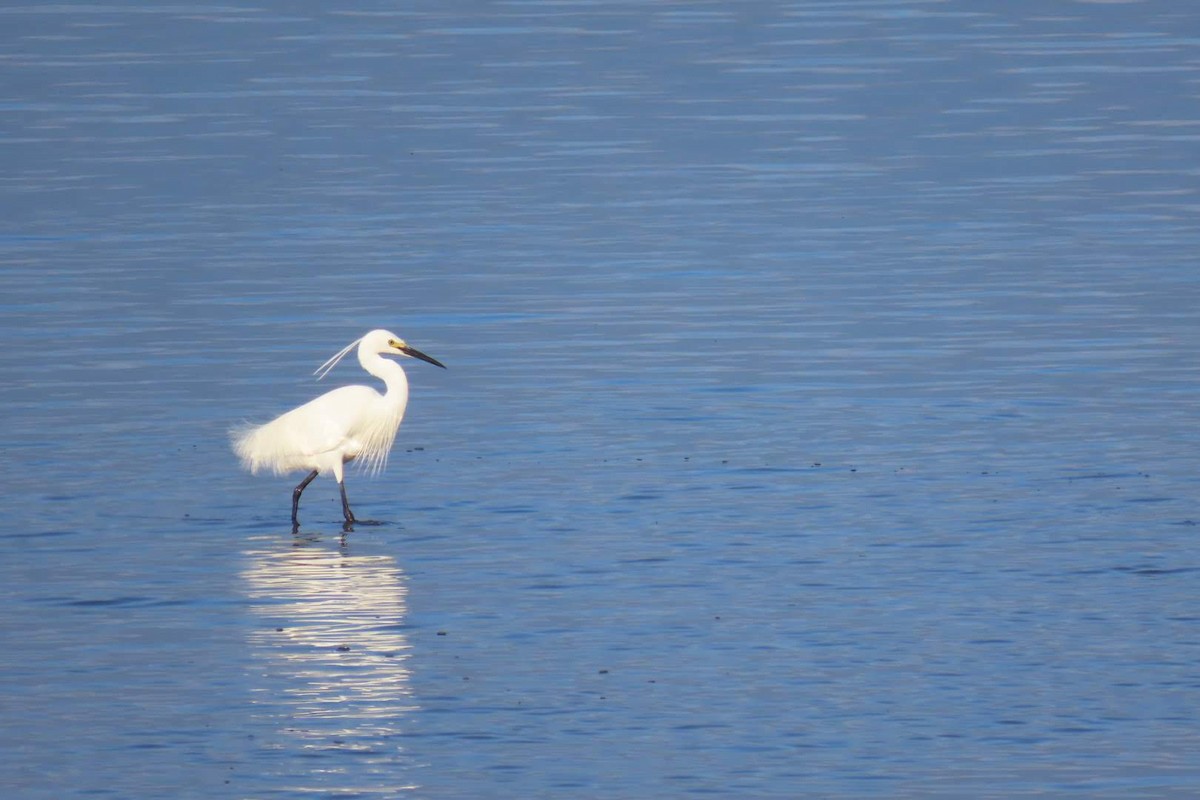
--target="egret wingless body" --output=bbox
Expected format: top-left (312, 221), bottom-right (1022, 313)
top-left (233, 329), bottom-right (445, 529)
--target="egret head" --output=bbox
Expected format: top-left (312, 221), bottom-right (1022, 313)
top-left (316, 328), bottom-right (447, 382)
top-left (373, 329), bottom-right (446, 369)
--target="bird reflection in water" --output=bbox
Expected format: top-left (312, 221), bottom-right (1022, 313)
top-left (242, 539), bottom-right (417, 789)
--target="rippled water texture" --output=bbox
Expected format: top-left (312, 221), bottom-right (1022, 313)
top-left (1, 2), bottom-right (1198, 798)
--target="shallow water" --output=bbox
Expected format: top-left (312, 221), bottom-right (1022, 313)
top-left (1, 2), bottom-right (1198, 798)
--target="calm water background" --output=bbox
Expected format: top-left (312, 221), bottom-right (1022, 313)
top-left (1, 2), bottom-right (1198, 798)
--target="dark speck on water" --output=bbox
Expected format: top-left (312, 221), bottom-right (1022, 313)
top-left (1, 2), bottom-right (1198, 799)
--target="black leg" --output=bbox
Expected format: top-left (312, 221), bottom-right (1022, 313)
top-left (339, 480), bottom-right (356, 525)
top-left (292, 469), bottom-right (319, 529)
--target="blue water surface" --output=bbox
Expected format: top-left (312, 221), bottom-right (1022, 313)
top-left (1, 2), bottom-right (1198, 798)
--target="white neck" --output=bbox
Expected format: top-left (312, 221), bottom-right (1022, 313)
top-left (360, 350), bottom-right (410, 410)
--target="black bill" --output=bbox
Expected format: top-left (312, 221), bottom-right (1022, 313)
top-left (400, 344), bottom-right (446, 369)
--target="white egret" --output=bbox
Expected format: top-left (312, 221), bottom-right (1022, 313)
top-left (232, 329), bottom-right (445, 530)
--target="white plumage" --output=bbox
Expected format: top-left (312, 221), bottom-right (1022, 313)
top-left (232, 328), bottom-right (445, 530)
